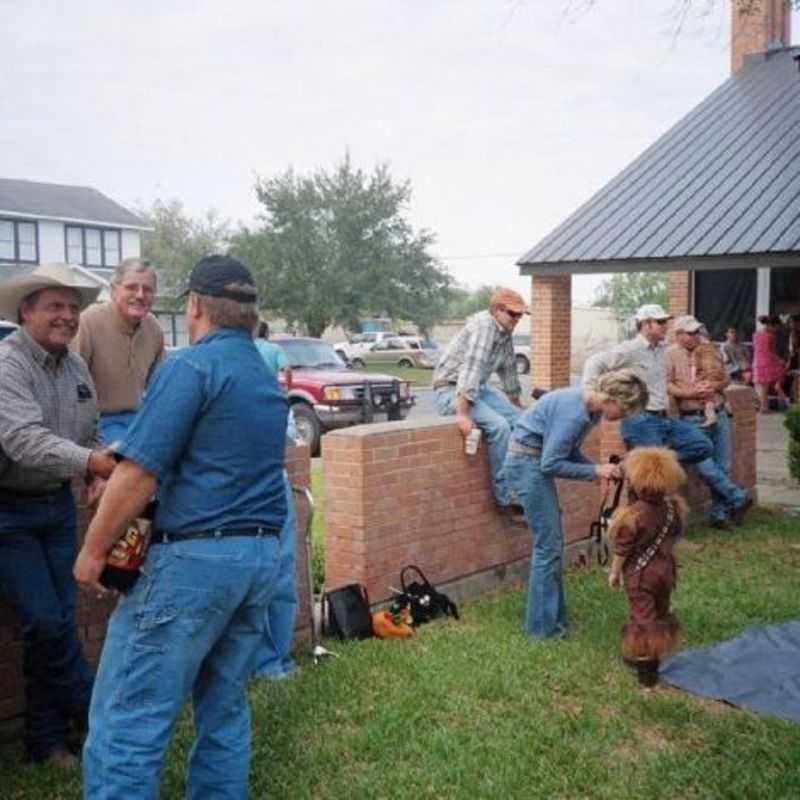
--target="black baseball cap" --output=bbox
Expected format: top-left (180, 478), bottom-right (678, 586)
top-left (181, 255), bottom-right (257, 302)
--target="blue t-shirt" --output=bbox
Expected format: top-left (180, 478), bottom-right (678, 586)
top-left (255, 340), bottom-right (288, 375)
top-left (119, 327), bottom-right (288, 532)
top-left (510, 388), bottom-right (599, 481)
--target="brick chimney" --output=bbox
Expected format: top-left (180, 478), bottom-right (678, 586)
top-left (731, 0), bottom-right (793, 73)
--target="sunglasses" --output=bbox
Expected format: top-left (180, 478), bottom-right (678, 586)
top-left (503, 308), bottom-right (523, 320)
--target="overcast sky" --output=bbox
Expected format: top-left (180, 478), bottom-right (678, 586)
top-left (2, 1), bottom-right (797, 303)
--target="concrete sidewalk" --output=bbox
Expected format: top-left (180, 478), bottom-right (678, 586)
top-left (756, 412), bottom-right (798, 509)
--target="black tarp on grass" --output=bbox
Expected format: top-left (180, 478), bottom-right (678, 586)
top-left (661, 621), bottom-right (800, 723)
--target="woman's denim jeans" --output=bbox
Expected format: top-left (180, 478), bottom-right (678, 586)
top-left (0, 485), bottom-right (94, 759)
top-left (435, 384), bottom-right (521, 505)
top-left (503, 452), bottom-right (567, 639)
top-left (83, 534), bottom-right (280, 800)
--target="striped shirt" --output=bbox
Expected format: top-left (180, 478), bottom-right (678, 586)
top-left (582, 334), bottom-right (668, 412)
top-left (0, 327), bottom-right (98, 492)
top-left (432, 310), bottom-right (521, 402)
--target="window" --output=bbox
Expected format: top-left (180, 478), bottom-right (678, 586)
top-left (0, 219), bottom-right (38, 263)
top-left (65, 225), bottom-right (122, 268)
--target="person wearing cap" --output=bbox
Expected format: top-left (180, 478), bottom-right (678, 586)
top-left (0, 263), bottom-right (118, 768)
top-left (74, 255), bottom-right (288, 798)
top-left (432, 287), bottom-right (527, 507)
top-left (666, 315), bottom-right (751, 530)
top-left (75, 257), bottom-right (164, 443)
top-left (582, 304), bottom-right (712, 464)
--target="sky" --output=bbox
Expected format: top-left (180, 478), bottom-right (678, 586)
top-left (2, 1), bottom-right (798, 304)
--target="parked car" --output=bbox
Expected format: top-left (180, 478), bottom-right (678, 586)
top-left (275, 337), bottom-right (415, 455)
top-left (334, 331), bottom-right (400, 362)
top-left (512, 334), bottom-right (531, 374)
top-left (350, 337), bottom-right (436, 369)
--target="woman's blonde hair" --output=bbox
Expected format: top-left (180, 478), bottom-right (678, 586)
top-left (595, 368), bottom-right (649, 417)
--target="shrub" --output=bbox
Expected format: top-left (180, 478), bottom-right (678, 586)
top-left (784, 405), bottom-right (800, 483)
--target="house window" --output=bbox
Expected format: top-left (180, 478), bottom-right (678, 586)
top-left (65, 225), bottom-right (122, 268)
top-left (0, 219), bottom-right (38, 263)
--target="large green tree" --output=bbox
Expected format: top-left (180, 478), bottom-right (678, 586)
top-left (593, 272), bottom-right (669, 321)
top-left (138, 199), bottom-right (229, 298)
top-left (229, 156), bottom-right (451, 337)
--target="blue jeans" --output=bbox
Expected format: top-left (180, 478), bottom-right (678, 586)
top-left (254, 475), bottom-right (298, 679)
top-left (683, 410), bottom-right (746, 522)
top-left (0, 485), bottom-right (93, 759)
top-left (97, 411), bottom-right (138, 445)
top-left (620, 412), bottom-right (713, 464)
top-left (83, 534), bottom-right (280, 800)
top-left (435, 385), bottom-right (521, 505)
top-left (503, 452), bottom-right (567, 639)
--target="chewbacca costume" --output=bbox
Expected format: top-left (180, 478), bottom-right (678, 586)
top-left (609, 447), bottom-right (688, 687)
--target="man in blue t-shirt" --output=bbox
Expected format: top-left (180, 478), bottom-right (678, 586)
top-left (74, 255), bottom-right (287, 799)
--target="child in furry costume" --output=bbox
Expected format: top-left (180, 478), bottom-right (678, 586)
top-left (608, 447), bottom-right (688, 687)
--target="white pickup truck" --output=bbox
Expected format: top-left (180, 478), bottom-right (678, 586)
top-left (334, 331), bottom-right (400, 362)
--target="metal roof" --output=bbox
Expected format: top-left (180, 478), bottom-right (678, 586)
top-left (518, 47), bottom-right (800, 275)
top-left (0, 178), bottom-right (147, 229)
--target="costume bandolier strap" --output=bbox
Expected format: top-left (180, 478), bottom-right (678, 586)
top-left (633, 500), bottom-right (675, 573)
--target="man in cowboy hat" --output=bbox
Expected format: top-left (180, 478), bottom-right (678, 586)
top-left (432, 287), bottom-right (528, 509)
top-left (0, 263), bottom-right (117, 768)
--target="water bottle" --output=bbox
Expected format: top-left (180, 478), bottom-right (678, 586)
top-left (465, 427), bottom-right (482, 456)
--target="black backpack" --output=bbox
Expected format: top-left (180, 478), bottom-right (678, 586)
top-left (323, 583), bottom-right (374, 640)
top-left (393, 565), bottom-right (459, 625)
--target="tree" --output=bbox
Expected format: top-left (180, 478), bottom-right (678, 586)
top-left (138, 199), bottom-right (230, 299)
top-left (445, 284), bottom-right (496, 319)
top-left (228, 156), bottom-right (451, 337)
top-left (593, 272), bottom-right (669, 321)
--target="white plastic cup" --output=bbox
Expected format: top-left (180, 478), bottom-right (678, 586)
top-left (465, 427), bottom-right (482, 456)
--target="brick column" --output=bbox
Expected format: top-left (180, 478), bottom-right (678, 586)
top-left (530, 274), bottom-right (571, 390)
top-left (668, 271), bottom-right (691, 317)
top-left (731, 0), bottom-right (791, 73)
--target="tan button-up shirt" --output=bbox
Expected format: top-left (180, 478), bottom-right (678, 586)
top-left (665, 344), bottom-right (729, 413)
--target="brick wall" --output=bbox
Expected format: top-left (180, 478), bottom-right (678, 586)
top-left (530, 275), bottom-right (572, 390)
top-left (321, 385), bottom-right (757, 604)
top-left (0, 443), bottom-right (311, 739)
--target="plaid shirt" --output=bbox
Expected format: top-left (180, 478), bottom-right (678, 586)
top-left (432, 310), bottom-right (521, 402)
top-left (0, 327), bottom-right (97, 492)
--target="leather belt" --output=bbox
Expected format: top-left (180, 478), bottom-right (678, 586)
top-left (509, 441), bottom-right (542, 457)
top-left (433, 380), bottom-right (457, 391)
top-left (681, 406), bottom-right (724, 417)
top-left (645, 410), bottom-right (667, 417)
top-left (150, 525), bottom-right (280, 544)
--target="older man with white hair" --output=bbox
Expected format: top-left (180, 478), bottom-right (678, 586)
top-left (76, 257), bottom-right (164, 443)
top-left (0, 264), bottom-right (117, 768)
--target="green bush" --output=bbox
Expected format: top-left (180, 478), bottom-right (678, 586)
top-left (785, 405), bottom-right (800, 483)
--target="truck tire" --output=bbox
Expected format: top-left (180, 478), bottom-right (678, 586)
top-left (292, 403), bottom-right (322, 456)
top-left (515, 354), bottom-right (530, 375)
top-left (398, 358), bottom-right (413, 368)
top-left (351, 358), bottom-right (365, 369)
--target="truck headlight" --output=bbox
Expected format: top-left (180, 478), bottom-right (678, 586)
top-left (323, 387), bottom-right (342, 402)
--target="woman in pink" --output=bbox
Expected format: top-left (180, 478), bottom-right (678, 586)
top-left (753, 315), bottom-right (789, 412)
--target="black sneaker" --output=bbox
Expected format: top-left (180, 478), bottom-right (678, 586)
top-left (710, 519), bottom-right (734, 532)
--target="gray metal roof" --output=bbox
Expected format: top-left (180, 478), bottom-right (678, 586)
top-left (518, 47), bottom-right (800, 275)
top-left (0, 178), bottom-right (147, 229)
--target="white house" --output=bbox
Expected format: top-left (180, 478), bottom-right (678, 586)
top-left (0, 178), bottom-right (148, 287)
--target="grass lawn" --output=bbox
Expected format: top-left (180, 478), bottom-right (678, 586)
top-left (356, 363), bottom-right (433, 387)
top-left (4, 508), bottom-right (800, 798)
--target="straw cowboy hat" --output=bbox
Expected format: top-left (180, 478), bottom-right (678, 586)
top-left (0, 263), bottom-right (101, 322)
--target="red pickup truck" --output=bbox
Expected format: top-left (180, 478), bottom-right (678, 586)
top-left (274, 337), bottom-right (415, 455)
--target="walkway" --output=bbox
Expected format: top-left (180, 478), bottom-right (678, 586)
top-left (756, 412), bottom-right (798, 509)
